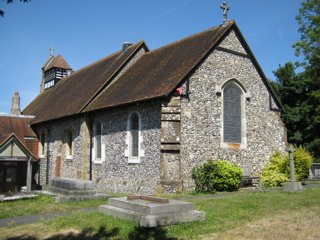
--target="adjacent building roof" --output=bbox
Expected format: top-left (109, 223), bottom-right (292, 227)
top-left (23, 20), bottom-right (282, 125)
top-left (0, 115), bottom-right (38, 158)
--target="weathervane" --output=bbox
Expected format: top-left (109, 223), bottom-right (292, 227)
top-left (49, 46), bottom-right (55, 56)
top-left (220, 0), bottom-right (230, 26)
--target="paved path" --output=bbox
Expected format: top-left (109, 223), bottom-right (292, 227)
top-left (0, 207), bottom-right (98, 228)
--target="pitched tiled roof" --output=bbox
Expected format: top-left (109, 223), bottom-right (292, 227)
top-left (24, 20), bottom-right (282, 125)
top-left (84, 20), bottom-right (283, 112)
top-left (0, 115), bottom-right (38, 158)
top-left (84, 23), bottom-right (232, 112)
top-left (44, 54), bottom-right (72, 71)
top-left (0, 115), bottom-right (36, 145)
top-left (23, 41), bottom-right (147, 124)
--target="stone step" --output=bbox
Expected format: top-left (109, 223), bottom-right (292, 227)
top-left (50, 178), bottom-right (94, 191)
top-left (99, 204), bottom-right (205, 228)
top-left (108, 197), bottom-right (194, 215)
top-left (55, 194), bottom-right (105, 203)
top-left (50, 186), bottom-right (96, 196)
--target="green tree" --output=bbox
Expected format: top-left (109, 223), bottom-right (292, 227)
top-left (273, 0), bottom-right (320, 161)
top-left (0, 0), bottom-right (30, 17)
top-left (293, 0), bottom-right (320, 64)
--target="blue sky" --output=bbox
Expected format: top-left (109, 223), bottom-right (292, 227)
top-left (0, 0), bottom-right (304, 113)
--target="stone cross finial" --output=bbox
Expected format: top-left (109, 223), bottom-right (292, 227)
top-left (49, 47), bottom-right (54, 56)
top-left (220, 1), bottom-right (230, 26)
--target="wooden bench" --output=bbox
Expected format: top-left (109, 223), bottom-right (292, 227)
top-left (241, 176), bottom-right (261, 187)
top-left (241, 166), bottom-right (261, 187)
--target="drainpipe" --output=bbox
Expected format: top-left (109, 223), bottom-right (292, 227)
top-left (87, 115), bottom-right (93, 181)
top-left (37, 158), bottom-right (40, 188)
top-left (45, 127), bottom-right (51, 185)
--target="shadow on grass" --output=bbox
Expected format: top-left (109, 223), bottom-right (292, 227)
top-left (5, 225), bottom-right (178, 240)
top-left (128, 226), bottom-right (178, 240)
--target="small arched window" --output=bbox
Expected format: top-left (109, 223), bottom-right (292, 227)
top-left (130, 113), bottom-right (139, 158)
top-left (39, 132), bottom-right (46, 157)
top-left (223, 82), bottom-right (243, 144)
top-left (125, 112), bottom-right (144, 163)
top-left (95, 121), bottom-right (102, 160)
top-left (65, 129), bottom-right (73, 158)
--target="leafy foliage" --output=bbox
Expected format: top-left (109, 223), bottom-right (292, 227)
top-left (262, 151), bottom-right (289, 187)
top-left (282, 146), bottom-right (314, 180)
top-left (192, 159), bottom-right (243, 193)
top-left (293, 0), bottom-right (320, 63)
top-left (0, 0), bottom-right (30, 17)
top-left (262, 147), bottom-right (314, 187)
top-left (272, 0), bottom-right (320, 162)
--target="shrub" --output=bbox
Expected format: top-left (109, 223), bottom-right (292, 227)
top-left (262, 151), bottom-right (289, 187)
top-left (262, 162), bottom-right (288, 187)
top-left (283, 146), bottom-right (314, 181)
top-left (192, 160), bottom-right (243, 193)
top-left (262, 147), bottom-right (314, 187)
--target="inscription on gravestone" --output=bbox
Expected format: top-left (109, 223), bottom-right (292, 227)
top-left (223, 83), bottom-right (241, 143)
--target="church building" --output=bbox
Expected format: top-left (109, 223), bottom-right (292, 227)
top-left (23, 20), bottom-right (287, 193)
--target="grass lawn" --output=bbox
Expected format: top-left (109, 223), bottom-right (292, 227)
top-left (0, 194), bottom-right (111, 219)
top-left (0, 188), bottom-right (320, 240)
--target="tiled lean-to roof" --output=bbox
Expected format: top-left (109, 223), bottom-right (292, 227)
top-left (0, 115), bottom-right (38, 158)
top-left (0, 115), bottom-right (36, 145)
top-left (24, 20), bottom-right (282, 125)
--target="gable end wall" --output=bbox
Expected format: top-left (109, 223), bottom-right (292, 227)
top-left (180, 29), bottom-right (287, 189)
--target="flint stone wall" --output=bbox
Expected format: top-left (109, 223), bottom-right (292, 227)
top-left (90, 101), bottom-right (161, 194)
top-left (39, 117), bottom-right (85, 183)
top-left (180, 30), bottom-right (287, 189)
top-left (38, 157), bottom-right (47, 186)
top-left (36, 101), bottom-right (161, 194)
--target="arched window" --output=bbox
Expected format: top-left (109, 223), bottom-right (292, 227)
top-left (39, 132), bottom-right (46, 157)
top-left (129, 113), bottom-right (139, 158)
top-left (94, 121), bottom-right (102, 160)
top-left (223, 81), bottom-right (243, 144)
top-left (65, 129), bottom-right (73, 158)
top-left (125, 112), bottom-right (144, 163)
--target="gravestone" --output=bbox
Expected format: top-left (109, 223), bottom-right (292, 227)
top-left (309, 163), bottom-right (320, 180)
top-left (99, 195), bottom-right (205, 227)
top-left (50, 178), bottom-right (105, 202)
top-left (284, 147), bottom-right (303, 192)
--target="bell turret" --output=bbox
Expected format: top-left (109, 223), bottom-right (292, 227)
top-left (40, 49), bottom-right (72, 93)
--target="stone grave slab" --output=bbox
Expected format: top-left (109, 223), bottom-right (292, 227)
top-left (99, 195), bottom-right (205, 227)
top-left (50, 178), bottom-right (105, 202)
